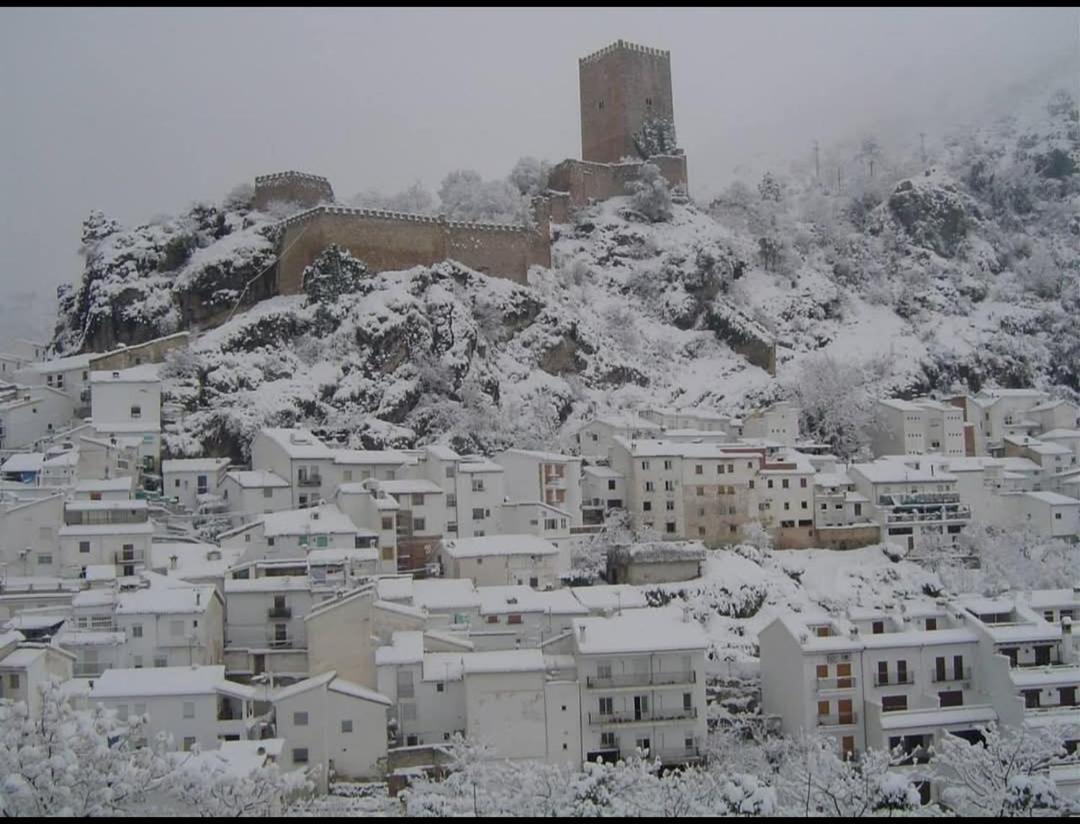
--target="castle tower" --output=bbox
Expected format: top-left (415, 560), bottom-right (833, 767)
top-left (579, 40), bottom-right (676, 164)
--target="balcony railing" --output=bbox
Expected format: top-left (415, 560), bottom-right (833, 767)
top-left (886, 507), bottom-right (971, 524)
top-left (588, 707), bottom-right (697, 726)
top-left (586, 671), bottom-right (696, 689)
top-left (932, 667), bottom-right (972, 684)
top-left (816, 676), bottom-right (857, 690)
top-left (817, 712), bottom-right (858, 727)
top-left (267, 637), bottom-right (293, 649)
top-left (297, 475), bottom-right (322, 487)
top-left (113, 549), bottom-right (146, 565)
top-left (74, 663), bottom-right (106, 678)
top-left (874, 671), bottom-right (916, 687)
top-left (883, 492), bottom-right (961, 506)
top-left (267, 607), bottom-right (292, 619)
top-left (652, 745), bottom-right (704, 764)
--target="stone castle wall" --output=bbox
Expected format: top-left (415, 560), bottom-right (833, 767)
top-left (548, 155), bottom-right (688, 211)
top-left (275, 204), bottom-right (551, 294)
top-left (88, 332), bottom-right (191, 371)
top-left (579, 40), bottom-right (675, 164)
top-left (254, 171), bottom-right (335, 211)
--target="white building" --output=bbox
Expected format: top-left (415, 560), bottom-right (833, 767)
top-left (452, 457), bottom-right (506, 538)
top-left (13, 353), bottom-right (93, 413)
top-left (811, 470), bottom-right (879, 550)
top-left (224, 575), bottom-right (314, 681)
top-left (249, 428), bottom-right (335, 509)
top-left (496, 449), bottom-right (584, 528)
top-left (434, 534), bottom-right (564, 589)
top-left (57, 499), bottom-right (154, 578)
top-left (90, 665), bottom-right (260, 751)
top-left (581, 464), bottom-right (626, 526)
top-left (0, 384), bottom-right (76, 450)
top-left (0, 637), bottom-right (75, 716)
top-left (0, 493), bottom-right (65, 576)
top-left (848, 460), bottom-right (971, 554)
top-left (89, 366), bottom-right (162, 474)
top-left (573, 414), bottom-right (663, 459)
top-left (272, 670), bottom-right (391, 791)
top-left (872, 398), bottom-right (965, 458)
top-left (162, 457), bottom-right (230, 511)
top-left (742, 401), bottom-right (800, 447)
top-left (221, 470), bottom-right (292, 516)
top-left (573, 608), bottom-right (709, 767)
top-left (219, 503), bottom-right (378, 565)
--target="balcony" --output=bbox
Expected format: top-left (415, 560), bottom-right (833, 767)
top-left (587, 707), bottom-right (697, 726)
top-left (874, 671), bottom-right (916, 687)
top-left (586, 671), bottom-right (696, 689)
top-left (817, 712), bottom-right (858, 727)
top-left (113, 549), bottom-right (146, 565)
top-left (297, 475), bottom-right (322, 488)
top-left (883, 492), bottom-right (961, 506)
top-left (74, 663), bottom-right (106, 678)
top-left (817, 676), bottom-right (858, 690)
top-left (652, 745), bottom-right (705, 765)
top-left (885, 506), bottom-right (971, 525)
top-left (267, 606), bottom-right (292, 619)
top-left (932, 667), bottom-right (972, 684)
top-left (544, 474), bottom-right (566, 489)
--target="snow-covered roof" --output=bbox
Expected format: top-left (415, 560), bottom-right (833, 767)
top-left (0, 646), bottom-right (47, 669)
top-left (89, 365), bottom-right (160, 383)
top-left (570, 585), bottom-right (649, 612)
top-left (859, 628), bottom-right (979, 648)
top-left (5, 614), bottom-right (65, 631)
top-left (373, 599), bottom-right (426, 619)
top-left (456, 459), bottom-right (503, 474)
top-left (582, 465), bottom-right (623, 479)
top-left (1029, 399), bottom-right (1071, 412)
top-left (814, 471), bottom-right (854, 488)
top-left (84, 565), bottom-right (117, 582)
top-left (879, 398), bottom-right (924, 412)
top-left (306, 547), bottom-right (378, 565)
top-left (1040, 428), bottom-right (1080, 440)
top-left (425, 444), bottom-right (460, 461)
top-left (500, 448), bottom-right (580, 463)
top-left (72, 589), bottom-right (117, 608)
top-left (463, 648), bottom-right (545, 675)
top-left (611, 540), bottom-right (707, 564)
top-left (1010, 664), bottom-right (1080, 688)
top-left (439, 534), bottom-right (558, 559)
top-left (225, 470), bottom-right (290, 488)
top-left (225, 576), bottom-right (311, 594)
top-left (162, 458), bottom-right (230, 473)
top-left (1024, 491), bottom-right (1080, 506)
top-left (258, 428), bottom-right (333, 459)
top-left (478, 585), bottom-right (588, 616)
top-left (27, 353), bottom-right (91, 372)
top-left (57, 522), bottom-right (154, 536)
top-left (377, 479), bottom-right (444, 495)
top-left (1, 453), bottom-right (44, 473)
top-left (56, 629), bottom-right (126, 646)
top-left (333, 449), bottom-right (416, 466)
top-left (376, 577), bottom-right (414, 602)
top-left (42, 451), bottom-right (78, 468)
top-left (262, 504), bottom-right (358, 536)
top-left (410, 579), bottom-right (481, 611)
top-left (573, 608), bottom-right (709, 655)
top-left (91, 422), bottom-right (161, 434)
top-left (583, 415), bottom-right (662, 431)
top-left (91, 665), bottom-right (251, 698)
top-left (74, 477), bottom-right (134, 493)
top-left (375, 631), bottom-right (424, 665)
top-left (272, 669), bottom-right (391, 705)
top-left (612, 436), bottom-right (757, 459)
top-left (115, 583), bottom-right (215, 614)
top-left (850, 461), bottom-right (957, 484)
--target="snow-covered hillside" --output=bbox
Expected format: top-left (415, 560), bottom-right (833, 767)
top-left (52, 86), bottom-right (1079, 461)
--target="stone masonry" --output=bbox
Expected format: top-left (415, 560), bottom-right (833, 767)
top-left (254, 172), bottom-right (335, 211)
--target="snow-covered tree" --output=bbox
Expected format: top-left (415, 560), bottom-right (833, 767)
top-left (302, 244), bottom-right (368, 311)
top-left (633, 117), bottom-right (678, 159)
top-left (783, 354), bottom-right (882, 460)
top-left (627, 162), bottom-right (673, 222)
top-left (758, 172), bottom-right (784, 203)
top-left (932, 722), bottom-right (1078, 817)
top-left (509, 157), bottom-right (552, 197)
top-left (172, 750), bottom-right (314, 816)
top-left (438, 170), bottom-right (528, 224)
top-left (936, 523), bottom-right (1080, 596)
top-left (351, 181), bottom-right (436, 215)
top-left (0, 680), bottom-right (174, 816)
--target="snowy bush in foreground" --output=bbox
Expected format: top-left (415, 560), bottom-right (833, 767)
top-left (627, 162), bottom-right (673, 223)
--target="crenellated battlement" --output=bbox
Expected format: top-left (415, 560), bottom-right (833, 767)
top-left (580, 39), bottom-right (670, 65)
top-left (255, 171), bottom-right (332, 186)
top-left (280, 205), bottom-right (533, 234)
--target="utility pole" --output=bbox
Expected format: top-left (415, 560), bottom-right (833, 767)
top-left (836, 165), bottom-right (843, 195)
top-left (920, 132), bottom-right (927, 166)
top-left (813, 140), bottom-right (820, 183)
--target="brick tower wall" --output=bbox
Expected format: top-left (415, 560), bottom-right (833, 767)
top-left (254, 172), bottom-right (335, 211)
top-left (579, 41), bottom-right (675, 164)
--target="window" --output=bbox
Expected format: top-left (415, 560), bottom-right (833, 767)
top-left (698, 526), bottom-right (706, 536)
top-left (665, 521), bottom-right (676, 534)
top-left (447, 494), bottom-right (457, 508)
top-left (397, 669), bottom-right (415, 698)
top-left (801, 501), bottom-right (808, 509)
top-left (196, 474), bottom-right (208, 493)
top-left (1024, 690), bottom-right (1041, 709)
top-left (183, 701), bottom-right (195, 719)
top-left (598, 697), bottom-right (613, 715)
top-left (664, 480), bottom-right (674, 492)
top-left (663, 460), bottom-right (673, 471)
top-left (274, 624), bottom-right (288, 643)
top-left (131, 624), bottom-right (143, 638)
top-left (683, 692), bottom-right (692, 710)
top-left (436, 682), bottom-right (445, 693)
top-left (782, 479), bottom-right (789, 489)
top-left (262, 487), bottom-right (274, 499)
top-left (872, 621), bottom-right (884, 635)
top-left (641, 461), bottom-right (650, 470)
top-left (293, 748), bottom-right (309, 764)
top-left (800, 478), bottom-right (808, 488)
top-left (472, 507), bottom-right (486, 521)
top-left (645, 481), bottom-right (655, 492)
top-left (925, 617), bottom-right (937, 631)
top-left (601, 732), bottom-right (616, 749)
top-left (381, 517), bottom-right (394, 530)
top-left (37, 554), bottom-right (52, 565)
top-left (696, 485), bottom-right (704, 496)
top-left (767, 479), bottom-right (774, 489)
top-left (341, 719), bottom-right (353, 733)
top-left (508, 614), bottom-right (523, 625)
top-left (607, 479), bottom-right (617, 491)
top-left (133, 656), bottom-right (143, 668)
top-left (154, 656), bottom-right (167, 668)
top-left (643, 501), bottom-right (652, 511)
top-left (783, 502), bottom-right (790, 511)
top-left (412, 493), bottom-right (425, 507)
top-left (953, 655), bottom-right (964, 681)
top-left (665, 500), bottom-right (674, 511)
top-left (598, 99), bottom-right (604, 110)
top-left (695, 464), bottom-right (703, 475)
top-left (471, 479), bottom-right (485, 492)
top-left (267, 537), bottom-right (275, 547)
top-left (183, 737), bottom-right (196, 752)
top-left (446, 465), bottom-right (456, 478)
top-left (718, 464), bottom-right (726, 474)
top-left (486, 615), bottom-right (499, 624)
top-left (298, 495), bottom-right (308, 507)
top-left (174, 478), bottom-right (181, 488)
top-left (130, 405), bottom-right (141, 419)
top-left (293, 711), bottom-right (309, 726)
top-left (881, 695), bottom-right (908, 713)
top-left (748, 480), bottom-right (755, 489)
top-left (8, 673), bottom-right (19, 690)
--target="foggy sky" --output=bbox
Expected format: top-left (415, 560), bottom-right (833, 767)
top-left (1, 7), bottom-right (1076, 323)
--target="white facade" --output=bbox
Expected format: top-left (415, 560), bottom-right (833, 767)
top-left (272, 670), bottom-right (391, 791)
top-left (90, 665), bottom-right (259, 751)
top-left (496, 449), bottom-right (584, 528)
top-left (435, 534), bottom-right (564, 589)
top-left (224, 576), bottom-right (313, 679)
top-left (162, 458), bottom-right (230, 512)
top-left (872, 398), bottom-right (964, 458)
top-left (249, 428), bottom-right (335, 509)
top-left (0, 640), bottom-right (75, 716)
top-left (573, 415), bottom-right (663, 459)
top-left (13, 353), bottom-right (93, 411)
top-left (742, 401), bottom-right (800, 447)
top-left (0, 494), bottom-right (65, 577)
top-left (0, 384), bottom-right (77, 450)
top-left (221, 470), bottom-right (292, 516)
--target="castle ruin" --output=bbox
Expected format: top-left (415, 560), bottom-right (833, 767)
top-left (257, 40), bottom-right (688, 295)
